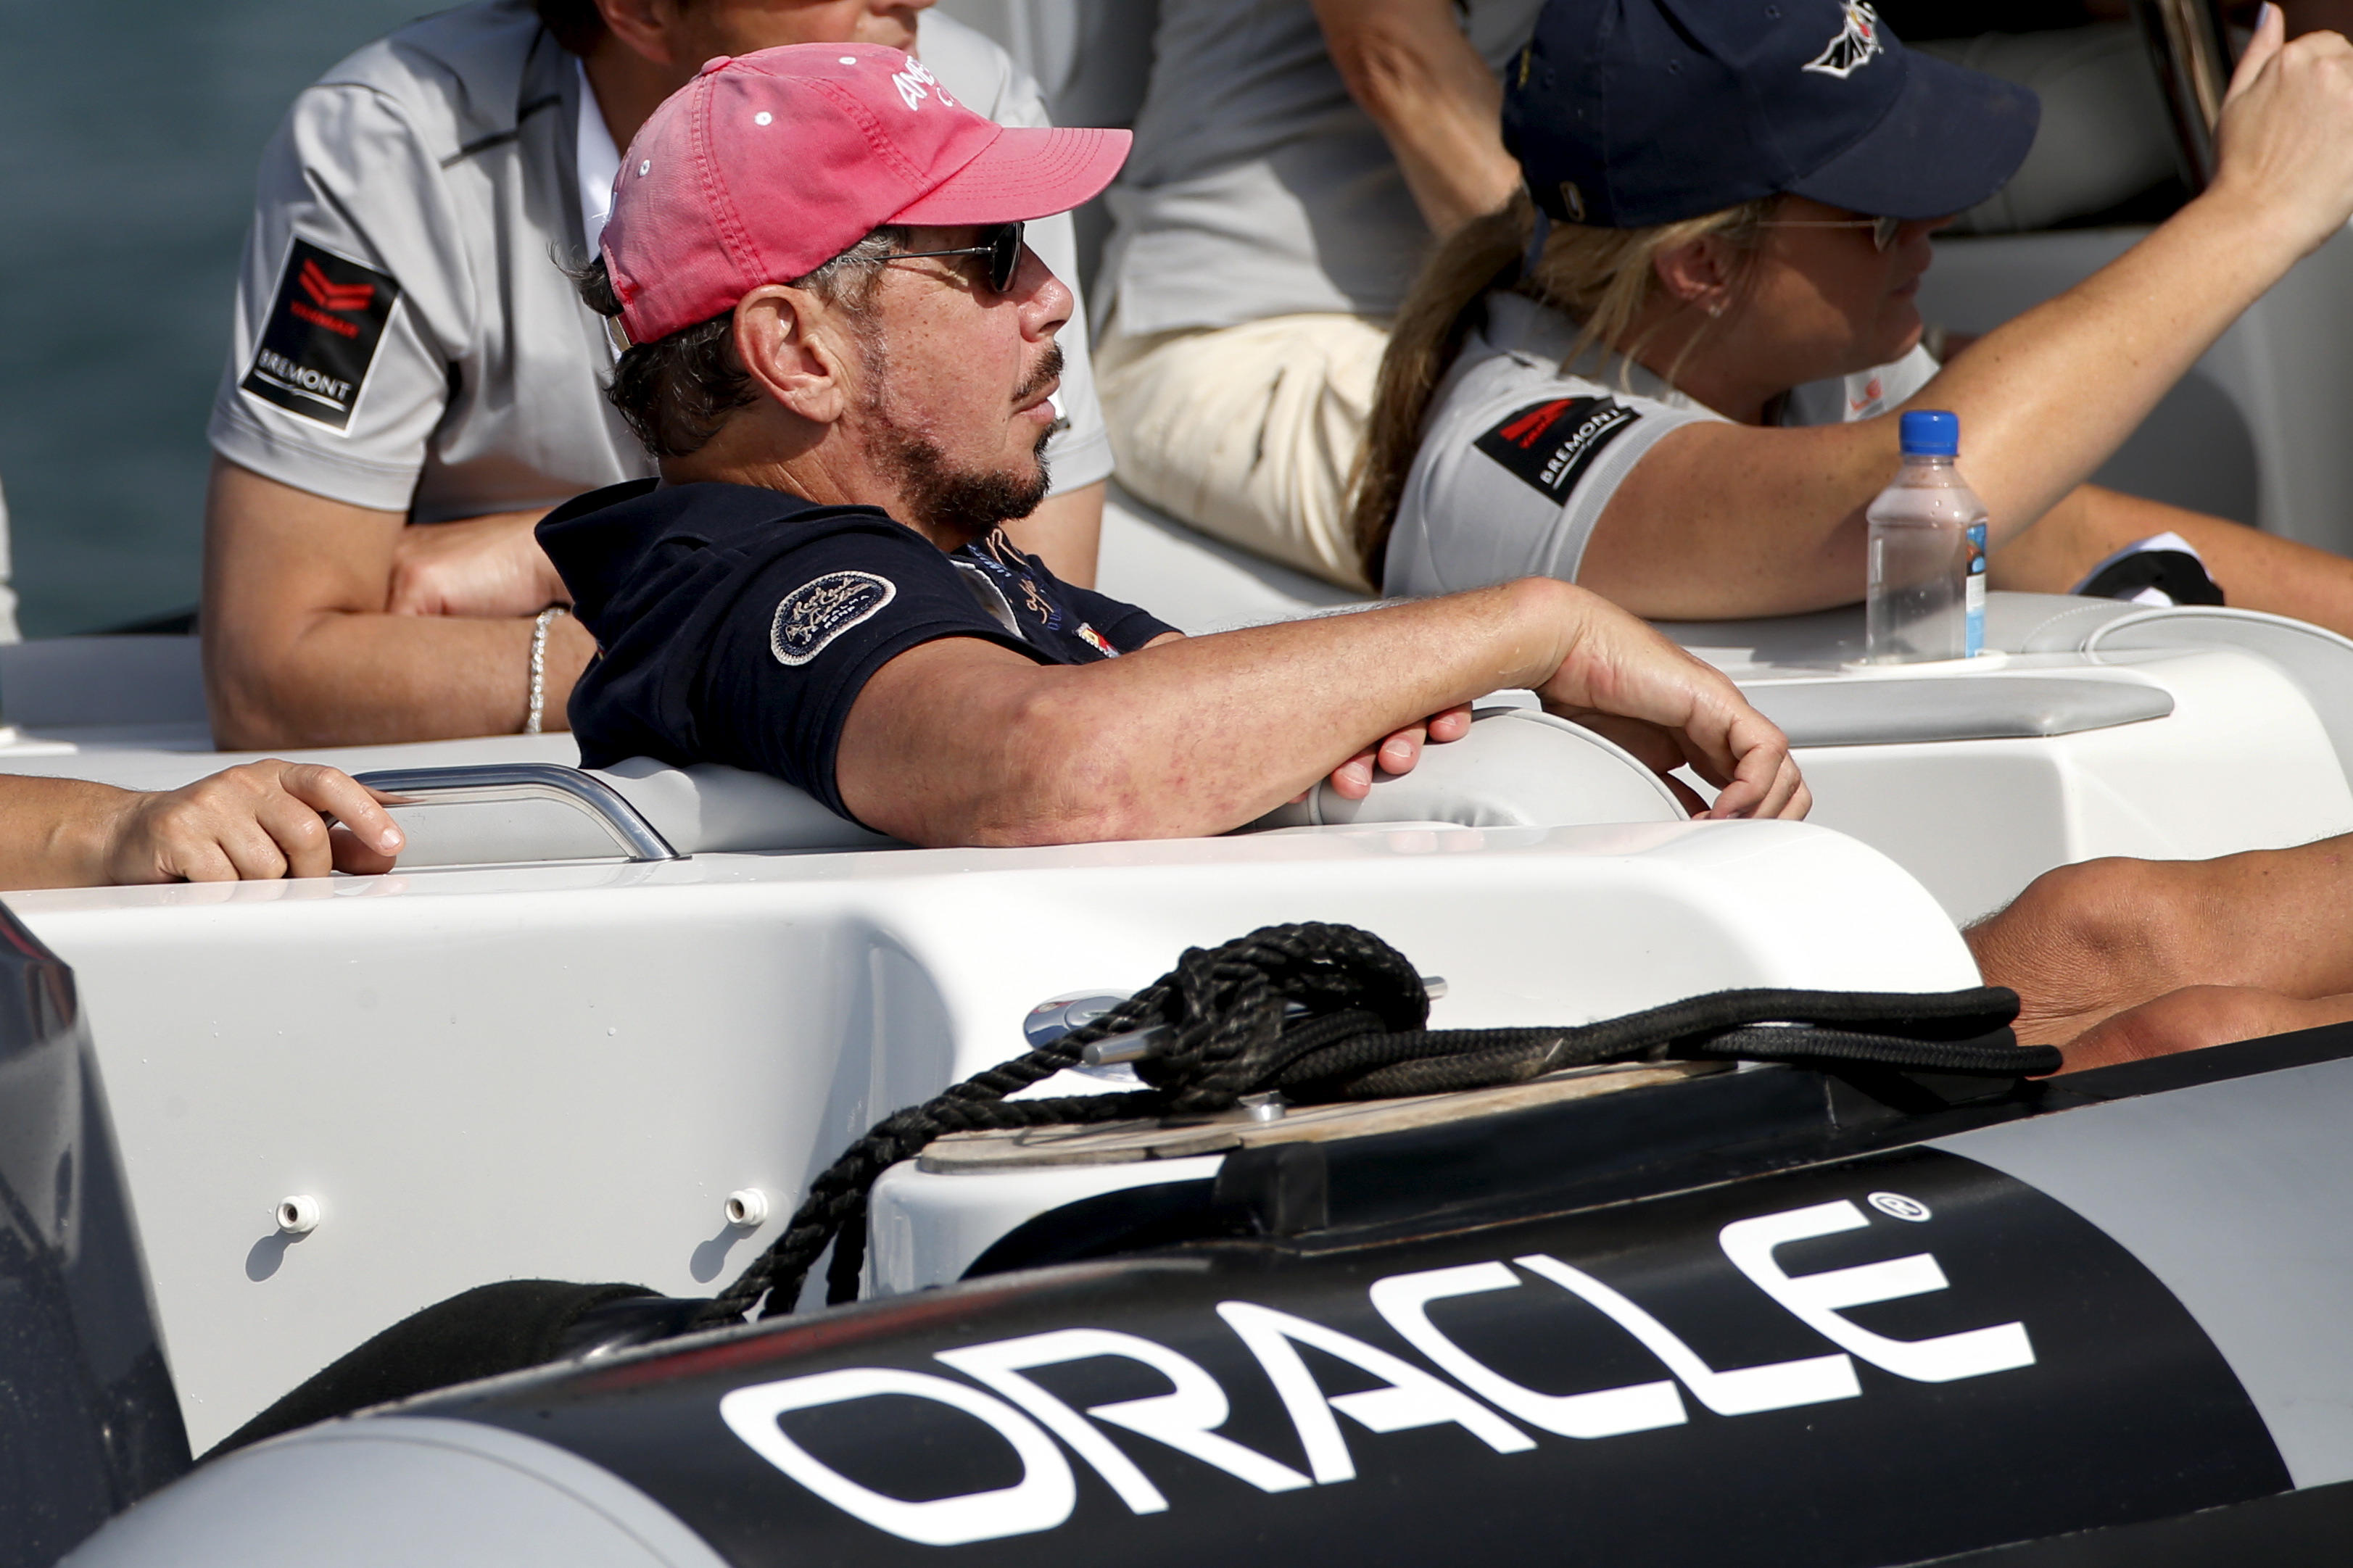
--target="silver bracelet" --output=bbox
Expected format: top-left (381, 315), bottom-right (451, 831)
top-left (525, 605), bottom-right (567, 735)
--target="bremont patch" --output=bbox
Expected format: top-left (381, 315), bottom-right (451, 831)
top-left (1473, 396), bottom-right (1639, 500)
top-left (241, 238), bottom-right (400, 431)
top-left (770, 571), bottom-right (896, 666)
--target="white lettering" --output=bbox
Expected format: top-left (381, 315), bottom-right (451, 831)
top-left (893, 69), bottom-right (929, 109)
top-left (1216, 1301), bottom-right (1531, 1483)
top-left (253, 348), bottom-right (352, 405)
top-left (1370, 1263), bottom-right (1686, 1438)
top-left (1717, 1200), bottom-right (2035, 1383)
top-left (1514, 1253), bottom-right (1862, 1414)
top-left (938, 1327), bottom-right (1310, 1510)
top-left (719, 1368), bottom-right (1073, 1546)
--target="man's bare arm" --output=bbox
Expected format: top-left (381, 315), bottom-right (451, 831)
top-left (1001, 479), bottom-right (1104, 587)
top-left (1312, 0), bottom-right (1524, 237)
top-left (0, 762), bottom-right (403, 890)
top-left (837, 576), bottom-right (1806, 846)
top-left (202, 458), bottom-right (598, 747)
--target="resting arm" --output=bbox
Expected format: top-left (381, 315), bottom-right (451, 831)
top-left (836, 576), bottom-right (1806, 846)
top-left (1311, 0), bottom-right (1523, 238)
top-left (0, 762), bottom-right (402, 891)
top-left (1578, 16), bottom-right (2353, 620)
top-left (202, 458), bottom-right (599, 747)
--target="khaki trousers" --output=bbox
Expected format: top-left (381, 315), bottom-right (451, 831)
top-left (1096, 312), bottom-right (1389, 592)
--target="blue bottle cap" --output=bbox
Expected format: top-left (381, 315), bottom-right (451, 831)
top-left (1900, 410), bottom-right (1959, 456)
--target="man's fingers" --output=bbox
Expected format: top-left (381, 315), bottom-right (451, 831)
top-left (275, 762), bottom-right (405, 857)
top-left (162, 842), bottom-right (243, 884)
top-left (1700, 730), bottom-right (1806, 820)
top-left (329, 824), bottom-right (402, 877)
top-left (104, 761), bottom-right (401, 886)
top-left (1328, 749), bottom-right (1378, 800)
top-left (251, 789), bottom-right (339, 879)
top-left (1425, 704), bottom-right (1474, 744)
top-left (1376, 724), bottom-right (1426, 776)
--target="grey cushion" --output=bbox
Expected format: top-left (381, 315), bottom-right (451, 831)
top-left (1748, 676), bottom-right (2172, 748)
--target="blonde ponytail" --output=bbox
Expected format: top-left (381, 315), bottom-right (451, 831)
top-left (1350, 191), bottom-right (1775, 588)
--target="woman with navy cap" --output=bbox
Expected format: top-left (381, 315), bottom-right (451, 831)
top-left (1355, 1), bottom-right (2353, 634)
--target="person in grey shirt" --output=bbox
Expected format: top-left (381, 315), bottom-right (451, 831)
top-left (204, 0), bottom-right (1112, 748)
top-left (1094, 0), bottom-right (1541, 589)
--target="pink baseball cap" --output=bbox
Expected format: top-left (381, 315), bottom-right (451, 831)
top-left (602, 43), bottom-right (1131, 347)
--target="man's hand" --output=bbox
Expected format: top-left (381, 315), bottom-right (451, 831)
top-left (388, 510), bottom-right (568, 618)
top-left (100, 762), bottom-right (404, 884)
top-left (1326, 704), bottom-right (1474, 799)
top-left (1526, 585), bottom-right (1808, 821)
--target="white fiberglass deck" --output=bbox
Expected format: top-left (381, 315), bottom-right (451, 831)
top-left (10, 818), bottom-right (1966, 1450)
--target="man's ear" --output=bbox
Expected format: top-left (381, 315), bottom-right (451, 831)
top-left (1653, 236), bottom-right (1737, 319)
top-left (735, 286), bottom-right (855, 428)
top-left (592, 0), bottom-right (685, 66)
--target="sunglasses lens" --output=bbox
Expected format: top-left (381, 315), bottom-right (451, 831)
top-left (1874, 215), bottom-right (1901, 252)
top-left (991, 223), bottom-right (1023, 292)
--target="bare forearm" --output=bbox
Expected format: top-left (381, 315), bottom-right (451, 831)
top-left (1587, 196), bottom-right (2309, 621)
top-left (1918, 193), bottom-right (2305, 543)
top-left (0, 776), bottom-right (128, 889)
top-left (1313, 0), bottom-right (1521, 236)
top-left (845, 581), bottom-right (1573, 843)
top-left (207, 610), bottom-right (595, 748)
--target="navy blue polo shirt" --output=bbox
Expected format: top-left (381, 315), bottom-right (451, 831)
top-left (539, 480), bottom-right (1175, 824)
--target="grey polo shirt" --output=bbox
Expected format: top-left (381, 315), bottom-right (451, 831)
top-left (209, 1), bottom-right (1112, 524)
top-left (1097, 0), bottom-right (1544, 337)
top-left (1384, 292), bottom-right (1939, 596)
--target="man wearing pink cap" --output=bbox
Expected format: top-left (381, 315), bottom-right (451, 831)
top-left (539, 44), bottom-right (1807, 842)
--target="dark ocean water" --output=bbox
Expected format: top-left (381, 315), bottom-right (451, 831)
top-left (0, 1), bottom-right (426, 635)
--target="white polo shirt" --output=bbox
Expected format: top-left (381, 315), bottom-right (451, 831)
top-left (209, 1), bottom-right (1112, 525)
top-left (1383, 291), bottom-right (1938, 595)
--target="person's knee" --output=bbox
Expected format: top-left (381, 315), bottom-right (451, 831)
top-left (1969, 856), bottom-right (2203, 1026)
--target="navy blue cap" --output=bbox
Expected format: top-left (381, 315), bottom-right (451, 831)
top-left (1505, 0), bottom-right (2040, 228)
top-left (1899, 410), bottom-right (1958, 455)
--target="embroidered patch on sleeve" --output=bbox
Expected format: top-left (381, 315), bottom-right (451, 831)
top-left (771, 571), bottom-right (897, 666)
top-left (1472, 396), bottom-right (1640, 502)
top-left (239, 239), bottom-right (401, 432)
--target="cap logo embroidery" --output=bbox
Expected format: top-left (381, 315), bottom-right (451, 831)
top-left (890, 57), bottom-right (945, 112)
top-left (1803, 0), bottom-right (1884, 79)
top-left (771, 571), bottom-right (897, 666)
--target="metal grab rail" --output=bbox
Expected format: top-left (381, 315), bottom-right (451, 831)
top-left (354, 764), bottom-right (682, 863)
top-left (2134, 0), bottom-right (2235, 190)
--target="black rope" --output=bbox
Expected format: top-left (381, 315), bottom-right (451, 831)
top-left (692, 922), bottom-right (2053, 1328)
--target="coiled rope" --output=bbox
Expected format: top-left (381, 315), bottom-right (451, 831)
top-left (692, 921), bottom-right (2049, 1327)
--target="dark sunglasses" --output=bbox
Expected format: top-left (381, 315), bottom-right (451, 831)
top-left (871, 220), bottom-right (1026, 294)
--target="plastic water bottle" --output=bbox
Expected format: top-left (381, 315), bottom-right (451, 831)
top-left (1866, 410), bottom-right (1988, 663)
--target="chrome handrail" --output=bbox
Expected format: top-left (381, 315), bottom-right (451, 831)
top-left (354, 763), bottom-right (682, 863)
top-left (2134, 0), bottom-right (2235, 190)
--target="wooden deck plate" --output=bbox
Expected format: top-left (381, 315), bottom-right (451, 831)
top-left (917, 1060), bottom-right (1733, 1172)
